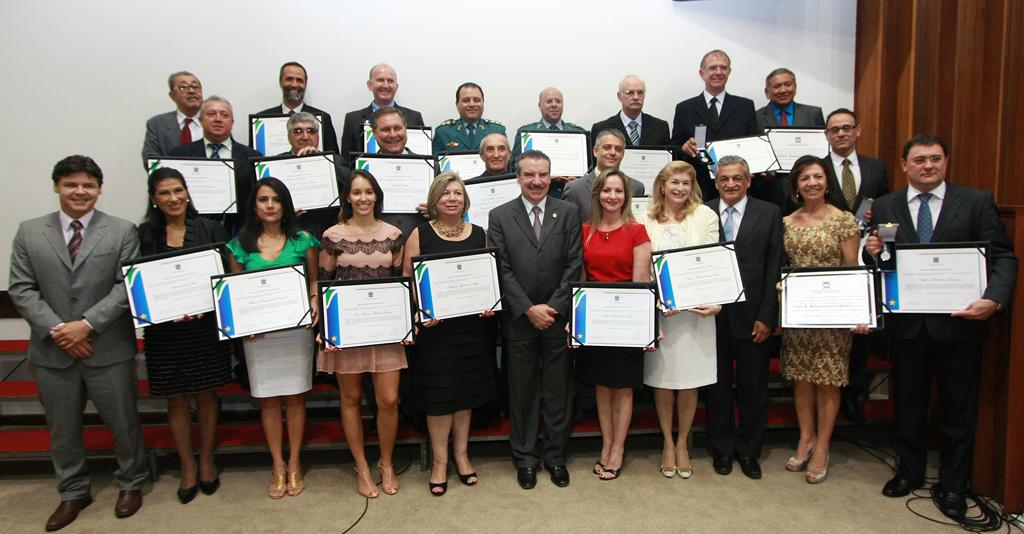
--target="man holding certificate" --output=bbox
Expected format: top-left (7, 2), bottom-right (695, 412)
top-left (865, 135), bottom-right (1017, 519)
top-left (369, 107), bottom-right (430, 238)
top-left (704, 155), bottom-right (784, 479)
top-left (340, 63), bottom-right (425, 165)
top-left (488, 150), bottom-right (583, 489)
top-left (256, 61), bottom-right (339, 155)
top-left (562, 129), bottom-right (645, 223)
top-left (511, 87), bottom-right (586, 198)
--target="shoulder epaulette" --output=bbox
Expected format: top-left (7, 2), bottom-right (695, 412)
top-left (439, 119), bottom-right (457, 126)
top-left (483, 118), bottom-right (503, 126)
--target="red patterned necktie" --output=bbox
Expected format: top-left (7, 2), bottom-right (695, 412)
top-left (180, 118), bottom-right (193, 145)
top-left (68, 219), bottom-right (83, 264)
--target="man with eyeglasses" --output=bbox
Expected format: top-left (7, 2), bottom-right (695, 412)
top-left (821, 107), bottom-right (889, 425)
top-left (673, 50), bottom-right (760, 201)
top-left (257, 61), bottom-right (339, 155)
top-left (142, 71), bottom-right (204, 166)
top-left (590, 75), bottom-right (670, 150)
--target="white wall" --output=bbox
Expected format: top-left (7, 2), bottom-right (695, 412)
top-left (0, 0), bottom-right (855, 338)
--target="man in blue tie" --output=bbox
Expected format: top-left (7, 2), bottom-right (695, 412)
top-left (865, 134), bottom-right (1017, 520)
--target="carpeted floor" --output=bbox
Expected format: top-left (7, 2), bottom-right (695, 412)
top-left (0, 429), bottom-right (969, 533)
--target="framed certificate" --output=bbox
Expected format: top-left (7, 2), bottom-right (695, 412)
top-left (652, 242), bottom-right (745, 311)
top-left (631, 196), bottom-right (651, 219)
top-left (319, 277), bottom-right (414, 349)
top-left (570, 282), bottom-right (658, 349)
top-left (764, 128), bottom-right (829, 172)
top-left (122, 243), bottom-right (226, 327)
top-left (147, 157), bottom-right (237, 214)
top-left (464, 173), bottom-right (521, 231)
top-left (437, 150), bottom-right (486, 179)
top-left (364, 125), bottom-right (434, 156)
top-left (519, 130), bottom-right (590, 177)
top-left (254, 153), bottom-right (340, 210)
top-left (411, 247), bottom-right (502, 321)
top-left (882, 242), bottom-right (989, 314)
top-left (707, 135), bottom-right (780, 174)
top-left (620, 146), bottom-right (673, 193)
top-left (353, 154), bottom-right (436, 213)
top-left (211, 264), bottom-right (312, 340)
top-left (250, 113), bottom-right (324, 156)
top-left (781, 266), bottom-right (880, 328)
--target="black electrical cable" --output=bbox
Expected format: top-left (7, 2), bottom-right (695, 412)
top-left (339, 446), bottom-right (414, 533)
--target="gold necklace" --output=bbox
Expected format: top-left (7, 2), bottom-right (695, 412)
top-left (431, 218), bottom-right (465, 238)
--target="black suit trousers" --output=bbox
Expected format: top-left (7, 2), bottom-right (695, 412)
top-left (706, 317), bottom-right (771, 459)
top-left (506, 319), bottom-right (574, 468)
top-left (890, 331), bottom-right (980, 493)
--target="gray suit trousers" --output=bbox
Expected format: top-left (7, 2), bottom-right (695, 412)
top-left (35, 359), bottom-right (148, 499)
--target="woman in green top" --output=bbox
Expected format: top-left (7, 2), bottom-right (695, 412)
top-left (226, 177), bottom-right (320, 499)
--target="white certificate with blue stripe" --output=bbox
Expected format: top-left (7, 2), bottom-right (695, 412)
top-left (411, 248), bottom-right (502, 321)
top-left (122, 244), bottom-right (225, 327)
top-left (519, 130), bottom-right (589, 177)
top-left (652, 242), bottom-right (744, 311)
top-left (570, 283), bottom-right (658, 348)
top-left (364, 125), bottom-right (433, 156)
top-left (250, 113), bottom-right (324, 156)
top-left (882, 242), bottom-right (988, 314)
top-left (437, 151), bottom-right (485, 179)
top-left (319, 278), bottom-right (414, 349)
top-left (211, 264), bottom-right (312, 340)
top-left (254, 153), bottom-right (339, 211)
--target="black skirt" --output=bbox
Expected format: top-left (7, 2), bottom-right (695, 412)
top-left (575, 345), bottom-right (645, 389)
top-left (143, 314), bottom-right (233, 398)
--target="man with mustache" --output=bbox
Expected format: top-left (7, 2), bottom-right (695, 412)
top-left (257, 61), bottom-right (339, 155)
top-left (476, 133), bottom-right (512, 178)
top-left (142, 71), bottom-right (204, 165)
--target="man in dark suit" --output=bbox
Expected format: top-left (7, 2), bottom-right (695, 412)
top-left (142, 71), bottom-right (204, 166)
top-left (256, 61), bottom-right (339, 155)
top-left (753, 68), bottom-right (827, 209)
top-left (704, 155), bottom-right (784, 480)
top-left (865, 135), bottom-right (1017, 519)
top-left (169, 96), bottom-right (261, 234)
top-left (821, 108), bottom-right (890, 422)
top-left (590, 75), bottom-right (671, 149)
top-left (562, 129), bottom-right (645, 222)
top-left (9, 155), bottom-right (148, 531)
top-left (363, 107), bottom-right (429, 239)
top-left (674, 50), bottom-right (761, 202)
top-left (488, 150), bottom-right (583, 490)
top-left (340, 63), bottom-right (425, 164)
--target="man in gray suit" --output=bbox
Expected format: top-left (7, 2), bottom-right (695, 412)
top-left (562, 129), bottom-right (645, 222)
top-left (488, 150), bottom-right (582, 490)
top-left (9, 155), bottom-right (147, 531)
top-left (142, 71), bottom-right (203, 166)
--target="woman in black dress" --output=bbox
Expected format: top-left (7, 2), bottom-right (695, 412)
top-left (138, 168), bottom-right (232, 503)
top-left (403, 172), bottom-right (498, 496)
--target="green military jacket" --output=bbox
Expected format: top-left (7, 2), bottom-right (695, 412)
top-left (432, 118), bottom-right (505, 154)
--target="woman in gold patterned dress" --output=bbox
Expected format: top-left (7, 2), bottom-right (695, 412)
top-left (780, 155), bottom-right (866, 484)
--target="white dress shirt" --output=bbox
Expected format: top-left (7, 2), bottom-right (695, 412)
top-left (176, 110), bottom-right (203, 140)
top-left (830, 151), bottom-right (862, 193)
top-left (717, 194), bottom-right (748, 234)
top-left (203, 137), bottom-right (233, 159)
top-left (58, 209), bottom-right (95, 245)
top-left (907, 181), bottom-right (946, 230)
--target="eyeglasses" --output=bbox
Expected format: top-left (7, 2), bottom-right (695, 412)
top-left (174, 83), bottom-right (201, 92)
top-left (290, 127), bottom-right (318, 135)
top-left (826, 124), bottom-right (858, 134)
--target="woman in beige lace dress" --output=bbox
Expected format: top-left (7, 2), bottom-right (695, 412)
top-left (780, 155), bottom-right (865, 484)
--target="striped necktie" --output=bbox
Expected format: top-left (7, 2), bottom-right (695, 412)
top-left (627, 120), bottom-right (639, 145)
top-left (841, 159), bottom-right (857, 209)
top-left (68, 219), bottom-right (83, 264)
top-left (208, 143), bottom-right (224, 159)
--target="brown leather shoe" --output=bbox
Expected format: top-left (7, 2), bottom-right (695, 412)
top-left (45, 496), bottom-right (93, 531)
top-left (114, 490), bottom-right (142, 518)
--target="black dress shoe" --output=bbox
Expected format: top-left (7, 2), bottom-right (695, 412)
top-left (517, 467), bottom-right (537, 489)
top-left (839, 396), bottom-right (866, 424)
top-left (734, 454), bottom-right (762, 479)
top-left (934, 487), bottom-right (967, 520)
top-left (712, 456), bottom-right (733, 475)
top-left (545, 465), bottom-right (570, 487)
top-left (177, 485), bottom-right (198, 504)
top-left (881, 476), bottom-right (923, 497)
top-left (199, 477), bottom-right (220, 496)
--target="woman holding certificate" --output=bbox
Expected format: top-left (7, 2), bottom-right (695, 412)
top-left (403, 172), bottom-right (498, 496)
top-left (640, 162), bottom-right (720, 479)
top-left (578, 169), bottom-right (652, 480)
top-left (226, 177), bottom-right (320, 499)
top-left (138, 168), bottom-right (233, 503)
top-left (780, 155), bottom-right (862, 484)
top-left (318, 170), bottom-right (407, 498)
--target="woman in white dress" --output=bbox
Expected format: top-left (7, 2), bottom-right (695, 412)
top-left (641, 161), bottom-right (721, 479)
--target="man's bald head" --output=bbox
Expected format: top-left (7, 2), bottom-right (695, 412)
top-left (367, 63), bottom-right (399, 106)
top-left (538, 87), bottom-right (564, 124)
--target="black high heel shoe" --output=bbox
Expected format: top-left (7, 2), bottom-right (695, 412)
top-left (428, 480), bottom-right (448, 496)
top-left (457, 471), bottom-right (478, 486)
top-left (177, 484), bottom-right (198, 504)
top-left (199, 477), bottom-right (220, 495)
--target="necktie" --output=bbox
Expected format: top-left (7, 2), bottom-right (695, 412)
top-left (916, 193), bottom-right (934, 243)
top-left (467, 124), bottom-right (477, 146)
top-left (709, 97), bottom-right (720, 123)
top-left (841, 159), bottom-right (857, 209)
top-left (723, 206), bottom-right (736, 241)
top-left (179, 118), bottom-right (193, 145)
top-left (627, 120), bottom-right (640, 145)
top-left (208, 143), bottom-right (224, 160)
top-left (780, 109), bottom-right (790, 126)
top-left (68, 219), bottom-right (83, 264)
top-left (288, 109), bottom-right (295, 116)
top-left (531, 206), bottom-right (543, 240)
top-left (548, 124), bottom-right (559, 131)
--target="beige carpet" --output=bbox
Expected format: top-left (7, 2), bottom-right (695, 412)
top-left (1, 431), bottom-right (962, 533)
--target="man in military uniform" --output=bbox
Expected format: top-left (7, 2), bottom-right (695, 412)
top-left (433, 82), bottom-right (505, 154)
top-left (511, 87), bottom-right (585, 198)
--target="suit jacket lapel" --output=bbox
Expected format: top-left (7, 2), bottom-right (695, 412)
top-left (72, 212), bottom-right (108, 271)
top-left (691, 95), bottom-right (711, 128)
top-left (930, 185), bottom-right (961, 242)
top-left (717, 94), bottom-right (738, 129)
top-left (537, 201), bottom-right (561, 248)
top-left (891, 189), bottom-right (918, 243)
top-left (44, 213), bottom-right (73, 271)
top-left (511, 200), bottom-right (539, 247)
top-left (735, 198), bottom-right (757, 242)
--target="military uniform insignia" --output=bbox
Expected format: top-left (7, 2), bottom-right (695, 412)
top-left (439, 119), bottom-right (457, 126)
top-left (447, 141), bottom-right (459, 148)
